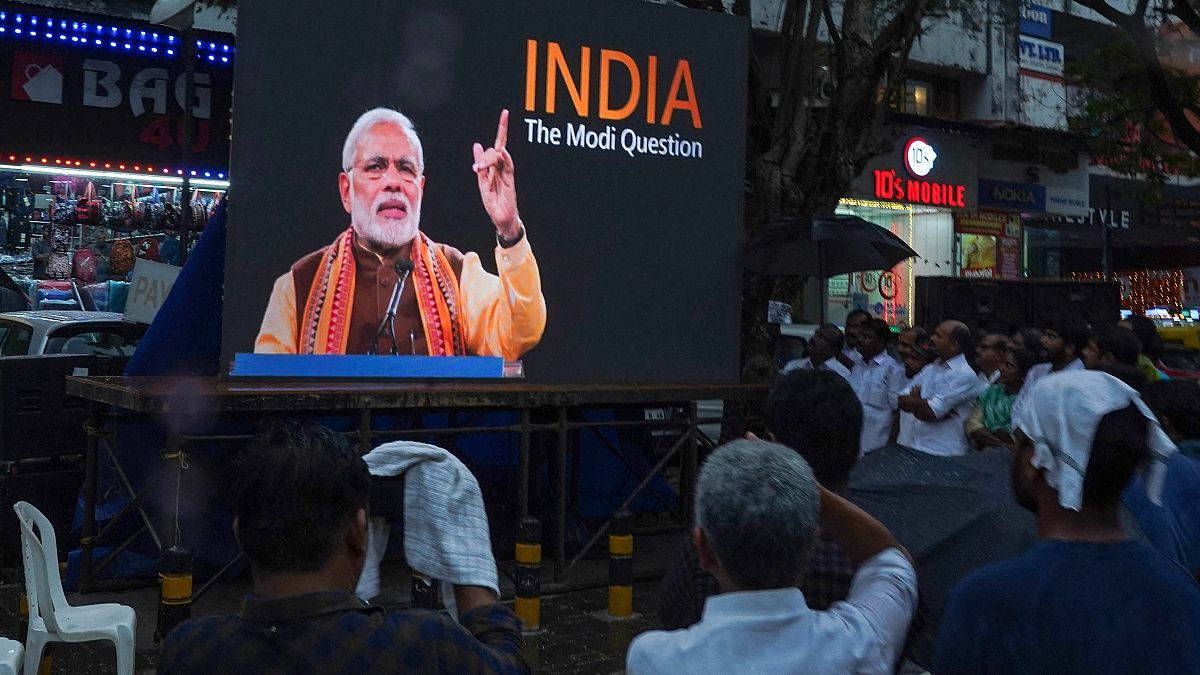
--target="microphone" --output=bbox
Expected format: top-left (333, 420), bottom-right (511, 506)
top-left (368, 260), bottom-right (415, 355)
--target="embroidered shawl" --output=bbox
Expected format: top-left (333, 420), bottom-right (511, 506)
top-left (299, 228), bottom-right (466, 355)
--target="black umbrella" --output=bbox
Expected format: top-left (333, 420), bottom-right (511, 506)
top-left (744, 215), bottom-right (920, 278)
top-left (846, 444), bottom-right (1037, 667)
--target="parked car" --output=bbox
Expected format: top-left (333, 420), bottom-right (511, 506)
top-left (0, 311), bottom-right (146, 357)
top-left (1157, 344), bottom-right (1200, 380)
top-left (1158, 325), bottom-right (1200, 351)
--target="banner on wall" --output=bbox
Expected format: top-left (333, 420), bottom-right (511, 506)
top-left (958, 212), bottom-right (1022, 279)
top-left (955, 211), bottom-right (1021, 237)
top-left (961, 234), bottom-right (998, 278)
top-left (1019, 3), bottom-right (1053, 39)
top-left (1019, 35), bottom-right (1064, 77)
top-left (223, 0), bottom-right (749, 383)
top-left (999, 235), bottom-right (1022, 279)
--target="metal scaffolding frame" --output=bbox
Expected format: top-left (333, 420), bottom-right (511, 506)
top-left (68, 377), bottom-right (766, 593)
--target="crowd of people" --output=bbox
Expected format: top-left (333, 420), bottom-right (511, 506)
top-left (155, 309), bottom-right (1200, 674)
top-left (643, 311), bottom-right (1200, 673)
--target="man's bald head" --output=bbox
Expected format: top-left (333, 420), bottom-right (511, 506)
top-left (808, 324), bottom-right (845, 362)
top-left (932, 320), bottom-right (971, 361)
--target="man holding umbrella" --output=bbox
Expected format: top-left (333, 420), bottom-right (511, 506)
top-left (744, 216), bottom-right (918, 323)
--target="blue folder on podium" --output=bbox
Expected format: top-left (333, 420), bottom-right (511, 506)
top-left (231, 354), bottom-right (510, 379)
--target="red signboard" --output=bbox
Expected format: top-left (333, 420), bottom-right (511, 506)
top-left (11, 51), bottom-right (65, 103)
top-left (873, 168), bottom-right (967, 208)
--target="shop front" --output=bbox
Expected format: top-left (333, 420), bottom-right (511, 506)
top-left (1029, 174), bottom-right (1200, 273)
top-left (0, 1), bottom-right (231, 312)
top-left (969, 134), bottom-right (1089, 283)
top-left (1026, 173), bottom-right (1200, 312)
top-left (837, 127), bottom-right (978, 325)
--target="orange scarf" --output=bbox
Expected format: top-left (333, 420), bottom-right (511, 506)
top-left (299, 228), bottom-right (466, 355)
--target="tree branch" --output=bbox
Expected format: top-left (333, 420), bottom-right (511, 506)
top-left (1075, 0), bottom-right (1200, 155)
top-left (1172, 0), bottom-right (1200, 37)
top-left (1073, 0), bottom-right (1137, 29)
top-left (823, 1), bottom-right (844, 72)
top-left (875, 0), bottom-right (932, 54)
top-left (776, 0), bottom-right (828, 170)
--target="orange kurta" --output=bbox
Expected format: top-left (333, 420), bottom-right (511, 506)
top-left (254, 230), bottom-right (546, 361)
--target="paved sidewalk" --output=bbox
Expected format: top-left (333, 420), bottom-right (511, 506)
top-left (0, 532), bottom-right (683, 674)
top-left (521, 582), bottom-right (662, 674)
top-left (0, 578), bottom-right (664, 674)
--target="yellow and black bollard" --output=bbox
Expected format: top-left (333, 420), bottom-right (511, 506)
top-left (514, 516), bottom-right (542, 631)
top-left (154, 545), bottom-right (193, 643)
top-left (608, 509), bottom-right (633, 618)
top-left (411, 571), bottom-right (438, 609)
top-left (19, 592), bottom-right (51, 675)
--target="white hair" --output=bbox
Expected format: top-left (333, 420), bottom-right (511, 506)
top-left (695, 438), bottom-right (820, 590)
top-left (341, 107), bottom-right (425, 173)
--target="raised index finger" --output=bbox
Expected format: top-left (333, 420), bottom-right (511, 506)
top-left (494, 109), bottom-right (509, 150)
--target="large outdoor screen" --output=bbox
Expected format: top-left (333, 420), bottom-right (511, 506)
top-left (223, 0), bottom-right (748, 383)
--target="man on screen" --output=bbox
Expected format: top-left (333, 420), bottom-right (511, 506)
top-left (255, 108), bottom-right (546, 359)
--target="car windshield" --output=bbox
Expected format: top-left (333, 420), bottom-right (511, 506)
top-left (1159, 348), bottom-right (1200, 372)
top-left (44, 325), bottom-right (143, 357)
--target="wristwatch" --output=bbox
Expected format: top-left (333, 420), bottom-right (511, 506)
top-left (497, 224), bottom-right (525, 248)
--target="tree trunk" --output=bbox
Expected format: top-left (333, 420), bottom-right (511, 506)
top-left (737, 0), bottom-right (932, 381)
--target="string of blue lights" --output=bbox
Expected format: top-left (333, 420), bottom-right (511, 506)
top-left (0, 8), bottom-right (233, 65)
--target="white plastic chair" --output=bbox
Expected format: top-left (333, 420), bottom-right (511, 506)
top-left (0, 637), bottom-right (22, 675)
top-left (13, 501), bottom-right (136, 675)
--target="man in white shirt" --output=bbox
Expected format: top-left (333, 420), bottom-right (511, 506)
top-left (837, 308), bottom-right (872, 370)
top-left (850, 318), bottom-right (907, 454)
top-left (898, 320), bottom-right (985, 457)
top-left (784, 324), bottom-right (852, 382)
top-left (1010, 317), bottom-right (1089, 428)
top-left (895, 335), bottom-right (937, 448)
top-left (974, 333), bottom-right (1009, 386)
top-left (627, 439), bottom-right (917, 675)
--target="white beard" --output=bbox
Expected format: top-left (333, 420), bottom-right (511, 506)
top-left (350, 192), bottom-right (422, 249)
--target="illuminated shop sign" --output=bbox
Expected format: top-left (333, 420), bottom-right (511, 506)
top-left (872, 137), bottom-right (968, 208)
top-left (904, 137), bottom-right (936, 177)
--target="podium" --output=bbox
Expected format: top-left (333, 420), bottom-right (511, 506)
top-left (230, 354), bottom-right (518, 379)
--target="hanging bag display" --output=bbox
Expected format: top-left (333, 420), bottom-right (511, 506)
top-left (46, 251), bottom-right (71, 280)
top-left (190, 193), bottom-right (208, 232)
top-left (163, 201), bottom-right (180, 232)
top-left (207, 194), bottom-right (220, 221)
top-left (134, 199), bottom-right (148, 231)
top-left (50, 198), bottom-right (73, 252)
top-left (119, 197), bottom-right (136, 232)
top-left (50, 196), bottom-right (75, 228)
top-left (148, 186), bottom-right (166, 230)
top-left (137, 237), bottom-right (160, 262)
top-left (159, 236), bottom-right (181, 267)
top-left (102, 198), bottom-right (120, 229)
top-left (109, 239), bottom-right (135, 277)
top-left (76, 181), bottom-right (100, 225)
top-left (7, 214), bottom-right (30, 250)
top-left (72, 246), bottom-right (97, 282)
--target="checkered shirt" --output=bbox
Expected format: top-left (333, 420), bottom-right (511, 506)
top-left (158, 591), bottom-right (528, 674)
